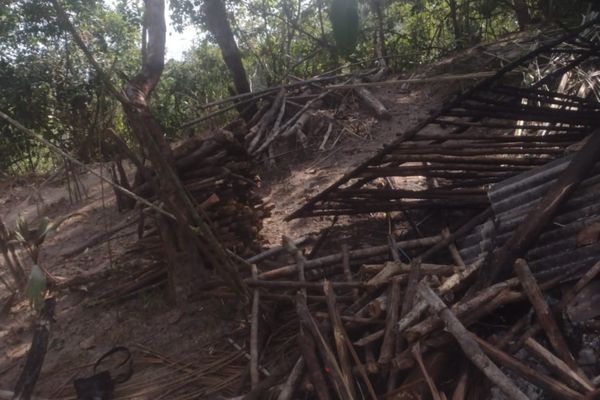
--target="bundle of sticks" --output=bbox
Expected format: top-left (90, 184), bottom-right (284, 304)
top-left (134, 129), bottom-right (271, 256)
top-left (197, 208), bottom-right (600, 400)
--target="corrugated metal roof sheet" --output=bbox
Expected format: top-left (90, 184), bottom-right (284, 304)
top-left (458, 154), bottom-right (600, 280)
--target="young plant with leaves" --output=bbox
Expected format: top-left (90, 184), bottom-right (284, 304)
top-left (13, 214), bottom-right (75, 309)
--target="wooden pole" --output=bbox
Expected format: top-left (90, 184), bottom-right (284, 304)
top-left (417, 283), bottom-right (528, 400)
top-left (514, 259), bottom-right (585, 379)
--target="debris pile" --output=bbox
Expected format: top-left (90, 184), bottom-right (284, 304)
top-left (289, 18), bottom-right (600, 220)
top-left (183, 19), bottom-right (600, 399)
top-left (51, 19), bottom-right (600, 399)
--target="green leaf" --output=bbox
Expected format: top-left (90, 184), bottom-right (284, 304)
top-left (25, 264), bottom-right (47, 310)
top-left (330, 0), bottom-right (359, 56)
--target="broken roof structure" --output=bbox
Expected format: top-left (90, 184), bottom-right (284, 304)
top-left (288, 18), bottom-right (600, 220)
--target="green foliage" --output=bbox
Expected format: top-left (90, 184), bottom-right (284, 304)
top-left (13, 213), bottom-right (74, 308)
top-left (25, 264), bottom-right (47, 310)
top-left (0, 0), bottom-right (141, 173)
top-left (152, 41), bottom-right (234, 136)
top-left (330, 0), bottom-right (359, 56)
top-left (0, 0), bottom-right (596, 174)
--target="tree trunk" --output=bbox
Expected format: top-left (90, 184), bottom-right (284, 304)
top-left (54, 0), bottom-right (246, 303)
top-left (371, 0), bottom-right (387, 67)
top-left (513, 0), bottom-right (531, 30)
top-left (447, 0), bottom-right (463, 50)
top-left (203, 0), bottom-right (256, 119)
top-left (122, 0), bottom-right (245, 302)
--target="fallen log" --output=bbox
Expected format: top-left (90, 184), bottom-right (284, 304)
top-left (354, 86), bottom-right (391, 119)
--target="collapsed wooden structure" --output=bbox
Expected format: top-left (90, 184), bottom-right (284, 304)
top-left (34, 19), bottom-right (600, 400)
top-left (288, 18), bottom-right (600, 220)
top-left (186, 19), bottom-right (600, 400)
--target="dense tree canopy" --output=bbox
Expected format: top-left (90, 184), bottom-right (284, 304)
top-left (0, 0), bottom-right (596, 173)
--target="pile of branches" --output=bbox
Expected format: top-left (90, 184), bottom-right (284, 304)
top-left (192, 129), bottom-right (600, 399)
top-left (201, 222), bottom-right (600, 399)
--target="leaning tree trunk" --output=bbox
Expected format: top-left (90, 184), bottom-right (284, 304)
top-left (122, 0), bottom-right (245, 303)
top-left (52, 0), bottom-right (246, 304)
top-left (513, 0), bottom-right (531, 30)
top-left (203, 0), bottom-right (256, 119)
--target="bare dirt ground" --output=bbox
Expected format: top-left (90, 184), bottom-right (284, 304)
top-left (0, 78), bottom-right (451, 398)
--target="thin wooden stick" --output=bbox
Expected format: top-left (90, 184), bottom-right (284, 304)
top-left (246, 235), bottom-right (314, 264)
top-left (245, 279), bottom-right (369, 290)
top-left (441, 227), bottom-right (466, 267)
top-left (296, 294), bottom-right (355, 400)
top-left (323, 281), bottom-right (356, 399)
top-left (259, 235), bottom-right (441, 280)
top-left (417, 282), bottom-right (528, 400)
top-left (297, 331), bottom-right (331, 400)
top-left (341, 244), bottom-right (358, 299)
top-left (524, 337), bottom-right (594, 393)
top-left (411, 342), bottom-right (444, 400)
top-left (400, 257), bottom-right (422, 317)
top-left (329, 70), bottom-right (503, 89)
top-left (0, 111), bottom-right (174, 220)
top-left (474, 336), bottom-right (583, 400)
top-left (379, 277), bottom-right (402, 365)
top-left (250, 264), bottom-right (260, 389)
top-left (514, 259), bottom-right (583, 376)
top-left (451, 366), bottom-right (469, 400)
top-left (276, 357), bottom-right (305, 400)
top-left (339, 325), bottom-right (378, 399)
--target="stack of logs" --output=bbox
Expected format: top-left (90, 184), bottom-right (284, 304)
top-left (197, 217), bottom-right (600, 399)
top-left (134, 129), bottom-right (271, 257)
